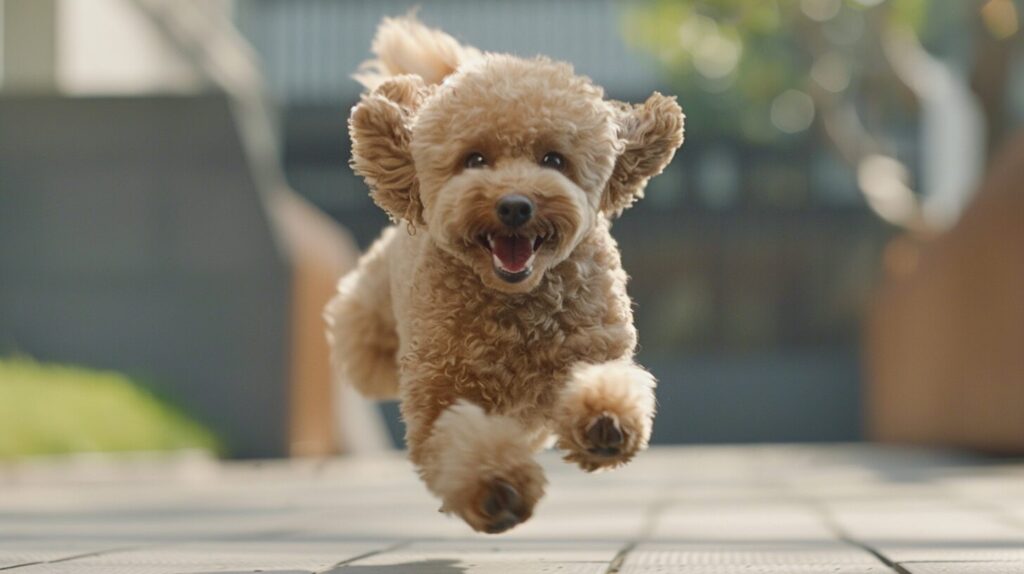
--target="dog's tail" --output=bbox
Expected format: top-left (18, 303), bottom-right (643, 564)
top-left (354, 13), bottom-right (481, 90)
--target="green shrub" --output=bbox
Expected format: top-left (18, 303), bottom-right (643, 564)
top-left (0, 358), bottom-right (220, 458)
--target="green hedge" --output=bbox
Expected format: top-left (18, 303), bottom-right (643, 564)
top-left (0, 358), bottom-right (220, 458)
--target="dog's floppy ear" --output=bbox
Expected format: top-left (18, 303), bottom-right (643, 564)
top-left (349, 74), bottom-right (432, 226)
top-left (602, 93), bottom-right (685, 217)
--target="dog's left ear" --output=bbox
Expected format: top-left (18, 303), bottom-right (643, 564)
top-left (349, 74), bottom-right (432, 226)
top-left (602, 93), bottom-right (685, 217)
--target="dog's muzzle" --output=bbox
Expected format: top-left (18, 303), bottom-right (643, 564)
top-left (478, 194), bottom-right (547, 283)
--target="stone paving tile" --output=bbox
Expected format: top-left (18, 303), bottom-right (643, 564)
top-left (0, 539), bottom-right (145, 569)
top-left (8, 566), bottom-right (319, 574)
top-left (336, 540), bottom-right (619, 573)
top-left (6, 541), bottom-right (382, 573)
top-left (619, 564), bottom-right (894, 573)
top-left (499, 508), bottom-right (647, 542)
top-left (0, 510), bottom-right (321, 542)
top-left (829, 506), bottom-right (1024, 563)
top-left (940, 472), bottom-right (1024, 501)
top-left (870, 543), bottom-right (1024, 564)
top-left (619, 541), bottom-right (894, 573)
top-left (1, 446), bottom-right (1023, 572)
top-left (650, 502), bottom-right (837, 542)
top-left (1002, 503), bottom-right (1024, 526)
top-left (290, 507), bottom-right (476, 542)
top-left (289, 496), bottom-right (648, 544)
top-left (901, 562), bottom-right (1024, 574)
top-left (832, 507), bottom-right (1024, 537)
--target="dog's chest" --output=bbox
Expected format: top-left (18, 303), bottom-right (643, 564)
top-left (405, 257), bottom-right (633, 414)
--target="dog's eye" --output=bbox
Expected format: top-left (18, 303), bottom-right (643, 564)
top-left (464, 152), bottom-right (487, 169)
top-left (540, 152), bottom-right (566, 171)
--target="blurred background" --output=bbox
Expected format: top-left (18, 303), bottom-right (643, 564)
top-left (1, 0), bottom-right (1022, 460)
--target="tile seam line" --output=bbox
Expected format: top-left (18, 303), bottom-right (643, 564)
top-left (316, 540), bottom-right (411, 572)
top-left (900, 559), bottom-right (1024, 565)
top-left (0, 561), bottom-right (43, 572)
top-left (0, 515), bottom-right (332, 572)
top-left (838, 536), bottom-right (913, 574)
top-left (605, 541), bottom-right (637, 574)
top-left (799, 488), bottom-right (909, 574)
top-left (606, 482), bottom-right (673, 573)
top-left (0, 544), bottom-right (148, 572)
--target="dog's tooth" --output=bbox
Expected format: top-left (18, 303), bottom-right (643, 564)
top-left (487, 234), bottom-right (496, 249)
top-left (492, 252), bottom-right (503, 270)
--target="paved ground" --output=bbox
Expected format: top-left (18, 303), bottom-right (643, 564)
top-left (1, 445), bottom-right (1023, 573)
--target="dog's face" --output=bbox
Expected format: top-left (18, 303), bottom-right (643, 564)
top-left (413, 58), bottom-right (615, 292)
top-left (350, 56), bottom-right (684, 293)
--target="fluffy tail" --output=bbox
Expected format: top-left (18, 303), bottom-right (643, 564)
top-left (354, 14), bottom-right (481, 90)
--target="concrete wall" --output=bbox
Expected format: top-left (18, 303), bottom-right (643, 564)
top-left (0, 94), bottom-right (291, 458)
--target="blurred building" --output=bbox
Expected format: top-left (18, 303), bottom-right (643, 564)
top-left (2, 0), bottom-right (1019, 452)
top-left (0, 0), bottom-right (381, 458)
top-left (236, 0), bottom-right (895, 444)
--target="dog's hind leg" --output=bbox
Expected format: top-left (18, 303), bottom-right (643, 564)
top-left (554, 360), bottom-right (657, 472)
top-left (405, 400), bottom-right (547, 534)
top-left (325, 229), bottom-right (400, 399)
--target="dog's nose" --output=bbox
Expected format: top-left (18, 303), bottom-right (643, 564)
top-left (496, 194), bottom-right (534, 228)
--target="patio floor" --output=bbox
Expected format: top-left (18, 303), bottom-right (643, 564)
top-left (2, 445), bottom-right (1023, 573)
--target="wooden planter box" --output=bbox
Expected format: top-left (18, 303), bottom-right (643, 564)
top-left (866, 135), bottom-right (1024, 453)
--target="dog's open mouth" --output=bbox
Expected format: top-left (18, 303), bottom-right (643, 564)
top-left (478, 233), bottom-right (546, 283)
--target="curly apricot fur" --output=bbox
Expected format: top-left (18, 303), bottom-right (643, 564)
top-left (326, 15), bottom-right (684, 533)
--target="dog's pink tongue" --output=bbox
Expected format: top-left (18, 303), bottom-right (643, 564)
top-left (493, 235), bottom-right (533, 272)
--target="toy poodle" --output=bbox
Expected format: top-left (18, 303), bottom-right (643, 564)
top-left (326, 15), bottom-right (684, 534)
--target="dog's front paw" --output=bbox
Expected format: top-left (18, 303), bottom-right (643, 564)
top-left (585, 413), bottom-right (626, 457)
top-left (476, 478), bottom-right (531, 534)
top-left (559, 411), bottom-right (640, 472)
top-left (556, 361), bottom-right (656, 472)
top-left (429, 401), bottom-right (546, 534)
top-left (445, 467), bottom-right (544, 534)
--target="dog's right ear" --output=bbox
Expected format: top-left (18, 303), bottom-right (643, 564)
top-left (601, 94), bottom-right (685, 218)
top-left (349, 74), bottom-right (431, 226)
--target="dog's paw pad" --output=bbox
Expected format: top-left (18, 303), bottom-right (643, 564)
top-left (585, 414), bottom-right (625, 457)
top-left (479, 479), bottom-right (528, 534)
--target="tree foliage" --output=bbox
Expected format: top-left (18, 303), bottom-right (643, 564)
top-left (622, 0), bottom-right (930, 143)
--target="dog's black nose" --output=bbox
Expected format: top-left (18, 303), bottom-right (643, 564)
top-left (496, 194), bottom-right (534, 228)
